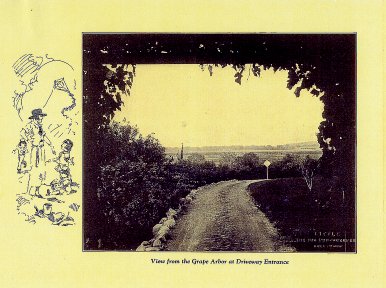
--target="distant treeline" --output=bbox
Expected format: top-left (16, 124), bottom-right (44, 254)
top-left (165, 141), bottom-right (321, 154)
top-left (167, 150), bottom-right (322, 166)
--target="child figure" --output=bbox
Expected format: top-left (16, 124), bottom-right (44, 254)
top-left (54, 139), bottom-right (75, 194)
top-left (13, 140), bottom-right (28, 174)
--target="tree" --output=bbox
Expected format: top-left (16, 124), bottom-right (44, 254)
top-left (83, 64), bottom-right (136, 249)
top-left (278, 153), bottom-right (302, 177)
top-left (219, 152), bottom-right (238, 168)
top-left (300, 156), bottom-right (318, 192)
top-left (96, 121), bottom-right (175, 248)
top-left (235, 153), bottom-right (260, 170)
top-left (231, 152), bottom-right (261, 179)
top-left (187, 153), bottom-right (206, 164)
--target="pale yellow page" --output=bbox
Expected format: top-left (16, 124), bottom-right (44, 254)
top-left (0, 1), bottom-right (384, 287)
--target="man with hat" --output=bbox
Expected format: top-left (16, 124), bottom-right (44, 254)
top-left (20, 108), bottom-right (56, 196)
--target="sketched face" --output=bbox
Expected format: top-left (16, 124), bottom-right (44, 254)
top-left (19, 141), bottom-right (27, 150)
top-left (61, 143), bottom-right (71, 152)
top-left (36, 114), bottom-right (44, 124)
top-left (61, 140), bottom-right (73, 152)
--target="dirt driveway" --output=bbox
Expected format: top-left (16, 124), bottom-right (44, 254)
top-left (166, 180), bottom-right (294, 252)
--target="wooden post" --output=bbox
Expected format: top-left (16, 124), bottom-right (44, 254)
top-left (264, 160), bottom-right (271, 180)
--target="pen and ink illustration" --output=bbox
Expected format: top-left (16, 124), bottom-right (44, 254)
top-left (13, 53), bottom-right (80, 226)
top-left (83, 34), bottom-right (356, 252)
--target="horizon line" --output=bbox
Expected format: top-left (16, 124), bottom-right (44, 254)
top-left (164, 140), bottom-right (320, 149)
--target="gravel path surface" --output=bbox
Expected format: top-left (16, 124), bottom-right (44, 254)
top-left (166, 180), bottom-right (294, 252)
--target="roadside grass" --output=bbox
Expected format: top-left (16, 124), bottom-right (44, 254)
top-left (248, 177), bottom-right (356, 252)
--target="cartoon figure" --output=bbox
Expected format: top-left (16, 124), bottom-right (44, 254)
top-left (20, 108), bottom-right (56, 196)
top-left (53, 139), bottom-right (76, 194)
top-left (13, 139), bottom-right (28, 173)
top-left (12, 54), bottom-right (79, 227)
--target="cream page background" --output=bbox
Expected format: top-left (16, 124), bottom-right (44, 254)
top-left (0, 1), bottom-right (384, 287)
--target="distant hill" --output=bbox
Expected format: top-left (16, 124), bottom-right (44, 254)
top-left (165, 141), bottom-right (321, 154)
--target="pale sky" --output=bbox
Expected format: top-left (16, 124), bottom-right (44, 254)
top-left (113, 64), bottom-right (324, 147)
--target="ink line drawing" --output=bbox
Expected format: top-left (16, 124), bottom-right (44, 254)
top-left (12, 53), bottom-right (80, 226)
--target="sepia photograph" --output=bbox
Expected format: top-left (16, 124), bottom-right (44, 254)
top-left (1, 1), bottom-right (384, 287)
top-left (83, 34), bottom-right (356, 252)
